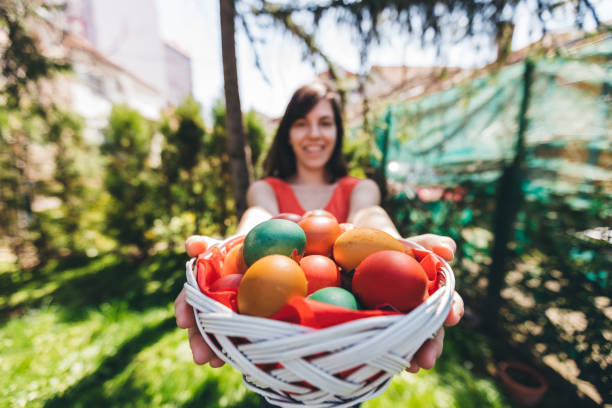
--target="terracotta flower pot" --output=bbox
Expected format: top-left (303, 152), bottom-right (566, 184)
top-left (498, 361), bottom-right (548, 407)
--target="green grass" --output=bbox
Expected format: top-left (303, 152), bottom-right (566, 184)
top-left (363, 324), bottom-right (508, 408)
top-left (1, 253), bottom-right (510, 408)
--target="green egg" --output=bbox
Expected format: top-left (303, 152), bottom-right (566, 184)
top-left (308, 287), bottom-right (359, 310)
top-left (243, 219), bottom-right (306, 266)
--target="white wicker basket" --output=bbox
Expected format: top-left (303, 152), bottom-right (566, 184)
top-left (184, 236), bottom-right (455, 407)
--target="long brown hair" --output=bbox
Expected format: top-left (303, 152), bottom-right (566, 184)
top-left (263, 81), bottom-right (348, 183)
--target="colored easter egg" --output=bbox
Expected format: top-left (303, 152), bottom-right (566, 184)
top-left (210, 273), bottom-right (243, 292)
top-left (237, 255), bottom-right (307, 317)
top-left (302, 209), bottom-right (337, 220)
top-left (243, 219), bottom-right (306, 266)
top-left (308, 287), bottom-right (359, 310)
top-left (352, 250), bottom-right (428, 312)
top-left (221, 243), bottom-right (248, 276)
top-left (299, 255), bottom-right (341, 294)
top-left (298, 215), bottom-right (342, 257)
top-left (332, 227), bottom-right (404, 271)
top-left (271, 212), bottom-right (303, 223)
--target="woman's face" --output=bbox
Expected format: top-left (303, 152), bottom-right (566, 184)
top-left (288, 99), bottom-right (337, 174)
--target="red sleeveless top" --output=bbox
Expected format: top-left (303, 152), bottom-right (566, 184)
top-left (263, 176), bottom-right (362, 223)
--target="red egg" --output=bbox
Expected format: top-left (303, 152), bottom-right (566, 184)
top-left (210, 273), bottom-right (243, 292)
top-left (352, 250), bottom-right (428, 312)
top-left (300, 255), bottom-right (341, 294)
top-left (298, 215), bottom-right (342, 257)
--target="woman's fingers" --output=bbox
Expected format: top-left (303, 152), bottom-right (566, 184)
top-left (188, 327), bottom-right (225, 366)
top-left (444, 291), bottom-right (464, 327)
top-left (410, 234), bottom-right (456, 261)
top-left (406, 359), bottom-right (420, 373)
top-left (176, 288), bottom-right (225, 367)
top-left (406, 293), bottom-right (462, 373)
top-left (174, 288), bottom-right (196, 329)
top-left (432, 244), bottom-right (455, 261)
top-left (411, 327), bottom-right (445, 371)
top-left (185, 235), bottom-right (210, 258)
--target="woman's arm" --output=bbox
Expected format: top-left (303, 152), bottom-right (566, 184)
top-left (235, 180), bottom-right (278, 235)
top-left (346, 179), bottom-right (401, 237)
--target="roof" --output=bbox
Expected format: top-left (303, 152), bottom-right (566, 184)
top-left (62, 33), bottom-right (159, 92)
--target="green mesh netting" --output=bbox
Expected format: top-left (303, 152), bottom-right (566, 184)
top-left (374, 34), bottom-right (612, 208)
top-left (370, 34), bottom-right (612, 404)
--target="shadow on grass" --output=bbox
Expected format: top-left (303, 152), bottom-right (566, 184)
top-left (182, 378), bottom-right (263, 408)
top-left (43, 315), bottom-right (176, 408)
top-left (1, 252), bottom-right (187, 325)
top-left (0, 255), bottom-right (95, 298)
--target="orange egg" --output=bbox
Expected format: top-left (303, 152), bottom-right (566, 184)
top-left (237, 255), bottom-right (307, 317)
top-left (300, 255), bottom-right (341, 294)
top-left (221, 243), bottom-right (248, 276)
top-left (298, 215), bottom-right (342, 257)
top-left (333, 227), bottom-right (405, 271)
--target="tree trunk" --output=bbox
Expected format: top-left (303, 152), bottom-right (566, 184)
top-left (219, 0), bottom-right (252, 219)
top-left (485, 60), bottom-right (533, 332)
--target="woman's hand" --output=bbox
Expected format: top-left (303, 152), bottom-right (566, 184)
top-left (404, 233), bottom-right (463, 372)
top-left (409, 233), bottom-right (457, 261)
top-left (178, 234), bottom-right (225, 366)
top-left (174, 288), bottom-right (225, 367)
top-left (406, 291), bottom-right (463, 372)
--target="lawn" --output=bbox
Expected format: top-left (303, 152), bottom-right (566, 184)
top-left (1, 253), bottom-right (511, 408)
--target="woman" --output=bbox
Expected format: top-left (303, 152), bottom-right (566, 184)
top-left (174, 81), bottom-right (463, 373)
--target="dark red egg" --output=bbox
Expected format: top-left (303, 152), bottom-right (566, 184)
top-left (352, 250), bottom-right (428, 312)
top-left (210, 273), bottom-right (243, 292)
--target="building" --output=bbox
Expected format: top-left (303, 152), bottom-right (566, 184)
top-left (317, 66), bottom-right (474, 128)
top-left (31, 0), bottom-right (194, 142)
top-left (164, 42), bottom-right (193, 107)
top-left (61, 33), bottom-right (166, 142)
top-left (63, 0), bottom-right (193, 112)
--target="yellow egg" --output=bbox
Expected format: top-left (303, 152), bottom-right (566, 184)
top-left (237, 255), bottom-right (307, 317)
top-left (332, 227), bottom-right (404, 271)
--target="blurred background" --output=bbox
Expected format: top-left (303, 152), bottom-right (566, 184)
top-left (1, 0), bottom-right (610, 407)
